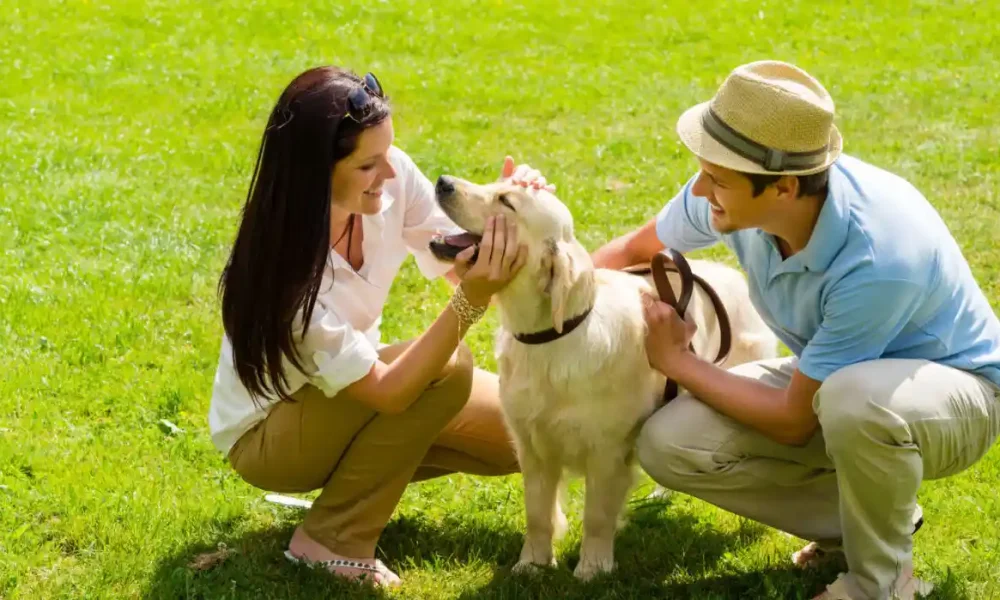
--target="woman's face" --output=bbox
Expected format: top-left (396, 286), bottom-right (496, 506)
top-left (330, 118), bottom-right (397, 215)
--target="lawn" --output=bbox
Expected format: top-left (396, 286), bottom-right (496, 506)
top-left (2, 0), bottom-right (999, 598)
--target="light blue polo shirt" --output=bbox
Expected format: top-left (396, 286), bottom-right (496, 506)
top-left (655, 154), bottom-right (1000, 386)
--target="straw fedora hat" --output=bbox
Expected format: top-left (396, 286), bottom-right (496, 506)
top-left (676, 61), bottom-right (842, 176)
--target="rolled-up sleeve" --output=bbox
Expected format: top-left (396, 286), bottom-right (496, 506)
top-left (297, 305), bottom-right (379, 398)
top-left (655, 175), bottom-right (722, 252)
top-left (395, 149), bottom-right (465, 279)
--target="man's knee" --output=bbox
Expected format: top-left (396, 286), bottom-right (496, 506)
top-left (814, 361), bottom-right (901, 454)
top-left (636, 397), bottom-right (727, 488)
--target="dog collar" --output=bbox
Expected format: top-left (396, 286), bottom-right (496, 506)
top-left (512, 307), bottom-right (593, 345)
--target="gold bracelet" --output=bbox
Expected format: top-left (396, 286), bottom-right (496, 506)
top-left (449, 285), bottom-right (488, 328)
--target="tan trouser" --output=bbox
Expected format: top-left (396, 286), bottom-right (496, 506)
top-left (227, 342), bottom-right (519, 558)
top-left (636, 357), bottom-right (1000, 600)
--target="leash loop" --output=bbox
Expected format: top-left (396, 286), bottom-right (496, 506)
top-left (635, 250), bottom-right (734, 403)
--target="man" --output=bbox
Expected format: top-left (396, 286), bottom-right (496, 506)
top-left (592, 60), bottom-right (1000, 599)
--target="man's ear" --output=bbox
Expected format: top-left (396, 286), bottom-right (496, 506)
top-left (774, 174), bottom-right (800, 200)
top-left (538, 239), bottom-right (576, 333)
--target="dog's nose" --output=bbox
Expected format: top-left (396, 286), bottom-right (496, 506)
top-left (436, 175), bottom-right (455, 196)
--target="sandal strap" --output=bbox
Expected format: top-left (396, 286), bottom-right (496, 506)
top-left (284, 550), bottom-right (382, 574)
top-left (315, 558), bottom-right (381, 573)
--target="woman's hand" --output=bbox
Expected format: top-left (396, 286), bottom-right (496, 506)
top-left (454, 214), bottom-right (527, 307)
top-left (500, 156), bottom-right (555, 192)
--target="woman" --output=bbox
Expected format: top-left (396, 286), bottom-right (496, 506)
top-left (209, 65), bottom-right (547, 586)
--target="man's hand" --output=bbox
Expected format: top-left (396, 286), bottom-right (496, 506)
top-left (641, 289), bottom-right (823, 445)
top-left (500, 156), bottom-right (556, 192)
top-left (641, 292), bottom-right (697, 375)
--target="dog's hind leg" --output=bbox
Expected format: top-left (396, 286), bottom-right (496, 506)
top-left (513, 448), bottom-right (563, 573)
top-left (574, 453), bottom-right (634, 581)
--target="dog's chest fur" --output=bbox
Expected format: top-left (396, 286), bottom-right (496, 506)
top-left (495, 271), bottom-right (664, 473)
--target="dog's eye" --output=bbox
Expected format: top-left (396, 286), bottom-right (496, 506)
top-left (497, 194), bottom-right (516, 211)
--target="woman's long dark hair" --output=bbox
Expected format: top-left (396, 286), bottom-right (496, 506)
top-left (218, 66), bottom-right (390, 403)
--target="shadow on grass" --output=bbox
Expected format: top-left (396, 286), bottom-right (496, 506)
top-left (141, 518), bottom-right (390, 600)
top-left (141, 504), bottom-right (526, 599)
top-left (454, 493), bottom-right (826, 600)
top-left (462, 567), bottom-right (970, 600)
top-left (141, 491), bottom-right (971, 600)
top-left (454, 494), bottom-right (973, 600)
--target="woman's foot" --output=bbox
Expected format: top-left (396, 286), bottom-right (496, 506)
top-left (286, 525), bottom-right (401, 587)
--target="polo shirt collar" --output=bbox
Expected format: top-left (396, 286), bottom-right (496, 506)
top-left (763, 162), bottom-right (850, 276)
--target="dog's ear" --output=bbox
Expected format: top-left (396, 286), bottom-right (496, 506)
top-left (538, 239), bottom-right (576, 333)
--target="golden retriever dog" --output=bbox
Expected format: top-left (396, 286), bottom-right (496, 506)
top-left (429, 174), bottom-right (778, 580)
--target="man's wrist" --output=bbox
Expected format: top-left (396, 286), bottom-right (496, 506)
top-left (654, 347), bottom-right (698, 379)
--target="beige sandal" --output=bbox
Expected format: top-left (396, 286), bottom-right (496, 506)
top-left (283, 550), bottom-right (401, 587)
top-left (812, 571), bottom-right (934, 600)
top-left (812, 573), bottom-right (861, 600)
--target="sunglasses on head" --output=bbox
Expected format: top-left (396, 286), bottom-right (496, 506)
top-left (345, 72), bottom-right (384, 122)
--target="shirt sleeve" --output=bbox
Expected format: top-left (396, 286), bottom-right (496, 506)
top-left (295, 304), bottom-right (380, 398)
top-left (654, 175), bottom-right (723, 252)
top-left (798, 277), bottom-right (924, 382)
top-left (394, 148), bottom-right (465, 280)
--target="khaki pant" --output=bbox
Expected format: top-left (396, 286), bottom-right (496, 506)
top-left (636, 357), bottom-right (1000, 600)
top-left (227, 342), bottom-right (519, 558)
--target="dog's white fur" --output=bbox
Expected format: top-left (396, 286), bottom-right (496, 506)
top-left (434, 176), bottom-right (778, 580)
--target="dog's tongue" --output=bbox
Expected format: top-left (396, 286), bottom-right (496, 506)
top-left (444, 232), bottom-right (481, 248)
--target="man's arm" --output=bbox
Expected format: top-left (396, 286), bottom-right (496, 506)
top-left (642, 295), bottom-right (821, 445)
top-left (642, 275), bottom-right (924, 446)
top-left (591, 218), bottom-right (665, 269)
top-left (659, 351), bottom-right (822, 445)
top-left (592, 176), bottom-right (721, 269)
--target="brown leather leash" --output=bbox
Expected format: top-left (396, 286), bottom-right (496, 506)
top-left (624, 249), bottom-right (733, 403)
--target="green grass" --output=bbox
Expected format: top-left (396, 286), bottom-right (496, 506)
top-left (2, 0), bottom-right (1000, 598)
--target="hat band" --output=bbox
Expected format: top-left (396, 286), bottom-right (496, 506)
top-left (702, 108), bottom-right (829, 172)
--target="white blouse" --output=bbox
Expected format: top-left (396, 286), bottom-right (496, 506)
top-left (208, 146), bottom-right (462, 453)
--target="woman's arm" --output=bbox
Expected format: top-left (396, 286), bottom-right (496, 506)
top-left (341, 292), bottom-right (473, 414)
top-left (340, 214), bottom-right (525, 414)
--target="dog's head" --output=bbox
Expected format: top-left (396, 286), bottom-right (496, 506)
top-left (431, 174), bottom-right (591, 333)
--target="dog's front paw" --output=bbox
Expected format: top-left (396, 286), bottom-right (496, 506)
top-left (573, 554), bottom-right (615, 581)
top-left (512, 559), bottom-right (553, 575)
top-left (513, 541), bottom-right (556, 574)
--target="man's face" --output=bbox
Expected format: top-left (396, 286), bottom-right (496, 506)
top-left (690, 158), bottom-right (781, 234)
